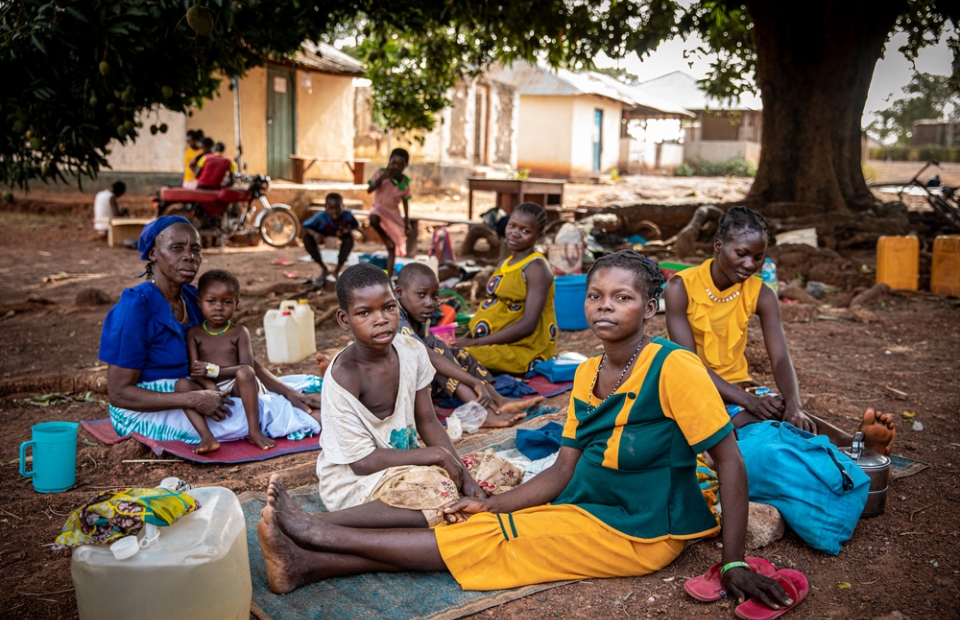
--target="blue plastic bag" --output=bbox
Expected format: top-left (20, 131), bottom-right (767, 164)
top-left (516, 422), bottom-right (564, 460)
top-left (530, 357), bottom-right (582, 383)
top-left (737, 421), bottom-right (870, 555)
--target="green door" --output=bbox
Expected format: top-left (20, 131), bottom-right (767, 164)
top-left (267, 66), bottom-right (295, 180)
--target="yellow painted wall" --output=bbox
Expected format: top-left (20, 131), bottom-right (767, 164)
top-left (296, 72), bottom-right (358, 181)
top-left (516, 96), bottom-right (574, 177)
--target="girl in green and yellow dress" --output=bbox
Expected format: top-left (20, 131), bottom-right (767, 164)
top-left (454, 202), bottom-right (558, 374)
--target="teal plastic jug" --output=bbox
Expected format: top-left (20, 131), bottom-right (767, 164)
top-left (20, 421), bottom-right (78, 493)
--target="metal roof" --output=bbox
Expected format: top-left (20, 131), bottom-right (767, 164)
top-left (488, 61), bottom-right (694, 118)
top-left (633, 71), bottom-right (761, 112)
top-left (294, 42), bottom-right (365, 76)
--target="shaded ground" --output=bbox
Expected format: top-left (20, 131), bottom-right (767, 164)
top-left (1, 181), bottom-right (958, 619)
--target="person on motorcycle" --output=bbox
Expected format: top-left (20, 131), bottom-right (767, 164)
top-left (182, 130), bottom-right (204, 189)
top-left (191, 138), bottom-right (236, 189)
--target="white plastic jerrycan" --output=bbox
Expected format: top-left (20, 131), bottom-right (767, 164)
top-left (264, 306), bottom-right (304, 363)
top-left (414, 254), bottom-right (439, 277)
top-left (291, 299), bottom-right (317, 357)
top-left (71, 486), bottom-right (251, 620)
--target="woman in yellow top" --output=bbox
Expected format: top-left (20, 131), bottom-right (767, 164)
top-left (255, 251), bottom-right (793, 614)
top-left (454, 202), bottom-right (558, 374)
top-left (664, 206), bottom-right (895, 455)
top-left (182, 130), bottom-right (203, 189)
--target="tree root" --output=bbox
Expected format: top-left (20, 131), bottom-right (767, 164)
top-left (849, 283), bottom-right (892, 323)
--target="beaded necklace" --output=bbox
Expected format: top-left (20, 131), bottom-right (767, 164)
top-left (203, 320), bottom-right (231, 336)
top-left (705, 287), bottom-right (740, 303)
top-left (586, 336), bottom-right (648, 414)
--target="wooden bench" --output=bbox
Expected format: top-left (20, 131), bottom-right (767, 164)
top-left (108, 217), bottom-right (154, 248)
top-left (289, 156), bottom-right (371, 185)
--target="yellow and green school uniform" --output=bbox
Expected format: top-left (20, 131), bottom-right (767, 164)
top-left (435, 337), bottom-right (733, 591)
top-left (675, 258), bottom-right (763, 383)
top-left (466, 252), bottom-right (557, 374)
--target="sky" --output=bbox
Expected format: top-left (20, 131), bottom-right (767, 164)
top-left (593, 26), bottom-right (957, 128)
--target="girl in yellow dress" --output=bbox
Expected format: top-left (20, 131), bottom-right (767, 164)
top-left (454, 202), bottom-right (558, 374)
top-left (255, 251), bottom-right (794, 612)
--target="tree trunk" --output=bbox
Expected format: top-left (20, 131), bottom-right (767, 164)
top-left (744, 0), bottom-right (907, 214)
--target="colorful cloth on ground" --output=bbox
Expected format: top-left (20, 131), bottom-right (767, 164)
top-left (398, 306), bottom-right (492, 400)
top-left (697, 454), bottom-right (721, 525)
top-left (53, 488), bottom-right (199, 550)
top-left (107, 375), bottom-right (322, 444)
top-left (553, 337), bottom-right (732, 540)
top-left (675, 258), bottom-right (763, 383)
top-left (369, 168), bottom-right (412, 257)
top-left (302, 210), bottom-right (360, 237)
top-left (316, 335), bottom-right (434, 511)
top-left (99, 281), bottom-right (203, 383)
top-left (466, 252), bottom-right (558, 374)
top-left (183, 147), bottom-right (202, 183)
top-left (435, 503), bottom-right (684, 591)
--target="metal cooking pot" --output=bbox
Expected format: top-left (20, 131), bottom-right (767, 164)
top-left (841, 432), bottom-right (891, 518)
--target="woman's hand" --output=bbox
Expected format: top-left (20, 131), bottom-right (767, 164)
top-left (453, 336), bottom-right (479, 348)
top-left (440, 496), bottom-right (492, 524)
top-left (746, 394), bottom-right (784, 420)
top-left (189, 390), bottom-right (232, 421)
top-left (722, 568), bottom-right (793, 609)
top-left (426, 446), bottom-right (464, 487)
top-left (782, 406), bottom-right (817, 434)
top-left (286, 390), bottom-right (321, 414)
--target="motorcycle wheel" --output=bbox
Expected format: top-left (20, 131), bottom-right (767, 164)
top-left (259, 208), bottom-right (300, 247)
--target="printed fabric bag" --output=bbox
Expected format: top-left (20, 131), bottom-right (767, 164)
top-left (548, 222), bottom-right (585, 275)
top-left (430, 226), bottom-right (456, 263)
top-left (736, 421), bottom-right (869, 555)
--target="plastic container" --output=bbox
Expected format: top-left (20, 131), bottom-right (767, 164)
top-left (291, 299), bottom-right (317, 357)
top-left (657, 261), bottom-right (693, 280)
top-left (875, 236), bottom-right (919, 291)
top-left (430, 323), bottom-right (457, 345)
top-left (554, 274), bottom-right (589, 330)
top-left (775, 227), bottom-right (818, 248)
top-left (415, 254), bottom-right (440, 277)
top-left (931, 235), bottom-right (960, 297)
top-left (264, 308), bottom-right (304, 363)
top-left (19, 421), bottom-right (78, 493)
top-left (71, 487), bottom-right (251, 620)
top-left (761, 258), bottom-right (778, 293)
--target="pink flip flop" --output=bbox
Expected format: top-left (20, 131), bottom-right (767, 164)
top-left (683, 557), bottom-right (777, 602)
top-left (734, 569), bottom-right (808, 620)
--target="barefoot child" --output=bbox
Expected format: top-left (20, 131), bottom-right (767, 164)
top-left (179, 269), bottom-right (275, 453)
top-left (256, 251), bottom-right (795, 616)
top-left (317, 263), bottom-right (486, 527)
top-left (301, 193), bottom-right (360, 284)
top-left (367, 148), bottom-right (412, 276)
top-left (395, 262), bottom-right (539, 427)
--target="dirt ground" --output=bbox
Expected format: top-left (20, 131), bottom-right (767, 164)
top-left (1, 174), bottom-right (959, 620)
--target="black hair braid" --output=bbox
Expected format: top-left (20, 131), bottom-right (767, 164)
top-left (144, 262), bottom-right (154, 280)
top-left (336, 263), bottom-right (392, 310)
top-left (513, 202), bottom-right (547, 233)
top-left (586, 250), bottom-right (666, 302)
top-left (715, 205), bottom-right (770, 241)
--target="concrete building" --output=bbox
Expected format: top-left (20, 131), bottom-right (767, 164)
top-left (104, 42), bottom-right (364, 191)
top-left (486, 62), bottom-right (691, 180)
top-left (353, 72), bottom-right (520, 192)
top-left (911, 119), bottom-right (959, 147)
top-left (634, 71), bottom-right (763, 165)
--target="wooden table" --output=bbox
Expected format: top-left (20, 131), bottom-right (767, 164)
top-left (108, 217), bottom-right (154, 247)
top-left (466, 177), bottom-right (566, 219)
top-left (289, 156), bottom-right (371, 185)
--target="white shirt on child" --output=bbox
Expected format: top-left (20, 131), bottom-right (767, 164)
top-left (316, 334), bottom-right (435, 511)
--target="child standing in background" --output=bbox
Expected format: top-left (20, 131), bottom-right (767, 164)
top-left (182, 130), bottom-right (204, 189)
top-left (367, 148), bottom-right (412, 276)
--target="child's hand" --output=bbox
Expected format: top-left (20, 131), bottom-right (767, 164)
top-left (472, 383), bottom-right (494, 409)
top-left (440, 497), bottom-right (491, 524)
top-left (747, 394), bottom-right (784, 420)
top-left (191, 360), bottom-right (212, 378)
top-left (426, 446), bottom-right (464, 487)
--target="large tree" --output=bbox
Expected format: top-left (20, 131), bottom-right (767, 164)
top-left (2, 0), bottom-right (957, 215)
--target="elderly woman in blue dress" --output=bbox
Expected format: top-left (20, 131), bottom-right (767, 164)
top-left (99, 216), bottom-right (321, 447)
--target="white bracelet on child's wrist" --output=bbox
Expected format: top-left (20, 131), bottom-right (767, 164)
top-left (205, 363), bottom-right (220, 379)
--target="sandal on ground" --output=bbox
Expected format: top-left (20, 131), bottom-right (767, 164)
top-left (683, 557), bottom-right (777, 602)
top-left (734, 569), bottom-right (808, 620)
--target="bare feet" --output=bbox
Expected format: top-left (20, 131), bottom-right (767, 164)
top-left (859, 408), bottom-right (896, 456)
top-left (480, 408), bottom-right (526, 428)
top-left (193, 436), bottom-right (220, 454)
top-left (258, 505), bottom-right (308, 594)
top-left (497, 394), bottom-right (544, 415)
top-left (268, 474), bottom-right (321, 545)
top-left (249, 431), bottom-right (276, 451)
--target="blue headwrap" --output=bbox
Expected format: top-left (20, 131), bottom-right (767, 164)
top-left (137, 216), bottom-right (193, 260)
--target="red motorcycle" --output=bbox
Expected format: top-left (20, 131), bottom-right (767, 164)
top-left (152, 174), bottom-right (300, 247)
